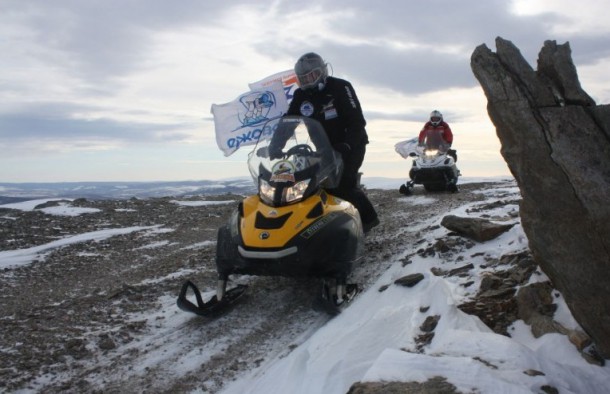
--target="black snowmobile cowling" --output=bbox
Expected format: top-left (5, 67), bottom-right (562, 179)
top-left (177, 116), bottom-right (365, 317)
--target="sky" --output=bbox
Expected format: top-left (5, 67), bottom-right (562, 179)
top-left (2, 178), bottom-right (609, 392)
top-left (2, 0), bottom-right (610, 183)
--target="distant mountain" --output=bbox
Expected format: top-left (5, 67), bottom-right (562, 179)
top-left (0, 178), bottom-right (256, 203)
top-left (0, 177), bottom-right (506, 204)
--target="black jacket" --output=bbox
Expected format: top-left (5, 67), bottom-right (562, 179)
top-left (287, 76), bottom-right (368, 148)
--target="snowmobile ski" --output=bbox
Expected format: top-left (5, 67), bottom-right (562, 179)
top-left (312, 282), bottom-right (360, 316)
top-left (177, 280), bottom-right (247, 317)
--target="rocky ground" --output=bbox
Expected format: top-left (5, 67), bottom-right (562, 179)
top-left (0, 181), bottom-right (589, 393)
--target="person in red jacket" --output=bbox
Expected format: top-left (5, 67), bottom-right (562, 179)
top-left (418, 110), bottom-right (457, 161)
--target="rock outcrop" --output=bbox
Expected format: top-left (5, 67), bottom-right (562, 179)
top-left (471, 37), bottom-right (610, 358)
top-left (440, 215), bottom-right (515, 242)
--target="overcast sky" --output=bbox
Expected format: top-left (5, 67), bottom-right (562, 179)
top-left (1, 0), bottom-right (609, 182)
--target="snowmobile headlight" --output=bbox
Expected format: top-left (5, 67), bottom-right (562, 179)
top-left (259, 179), bottom-right (275, 205)
top-left (425, 149), bottom-right (438, 157)
top-left (284, 179), bottom-right (310, 203)
top-left (259, 178), bottom-right (311, 205)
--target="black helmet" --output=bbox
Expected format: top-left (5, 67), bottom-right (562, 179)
top-left (294, 52), bottom-right (328, 91)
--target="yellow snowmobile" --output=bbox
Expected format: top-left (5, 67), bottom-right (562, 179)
top-left (177, 116), bottom-right (364, 316)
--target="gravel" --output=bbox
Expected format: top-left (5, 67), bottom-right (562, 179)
top-left (0, 183), bottom-right (498, 393)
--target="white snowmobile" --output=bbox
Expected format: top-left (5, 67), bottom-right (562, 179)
top-left (177, 116), bottom-right (364, 317)
top-left (395, 133), bottom-right (460, 195)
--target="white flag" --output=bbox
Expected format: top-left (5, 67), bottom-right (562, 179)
top-left (211, 80), bottom-right (288, 156)
top-left (395, 137), bottom-right (420, 159)
top-left (249, 69), bottom-right (299, 105)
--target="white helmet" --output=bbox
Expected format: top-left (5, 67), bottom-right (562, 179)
top-left (294, 52), bottom-right (328, 91)
top-left (430, 110), bottom-right (443, 126)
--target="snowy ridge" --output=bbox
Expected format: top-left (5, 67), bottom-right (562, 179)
top-left (219, 180), bottom-right (609, 394)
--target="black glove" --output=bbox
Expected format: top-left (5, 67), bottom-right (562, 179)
top-left (256, 146), bottom-right (269, 158)
top-left (269, 148), bottom-right (284, 160)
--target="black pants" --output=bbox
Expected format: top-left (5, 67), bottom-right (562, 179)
top-left (329, 144), bottom-right (378, 224)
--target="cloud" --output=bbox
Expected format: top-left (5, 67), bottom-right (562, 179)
top-left (0, 102), bottom-right (193, 157)
top-left (4, 1), bottom-right (608, 103)
top-left (1, 1), bottom-right (609, 181)
top-left (0, 1), bottom-right (240, 82)
top-left (263, 0), bottom-right (610, 96)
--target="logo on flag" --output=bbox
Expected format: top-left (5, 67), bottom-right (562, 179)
top-left (211, 80), bottom-right (288, 157)
top-left (239, 90), bottom-right (277, 127)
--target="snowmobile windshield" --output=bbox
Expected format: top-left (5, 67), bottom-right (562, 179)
top-left (248, 116), bottom-right (343, 207)
top-left (422, 129), bottom-right (447, 151)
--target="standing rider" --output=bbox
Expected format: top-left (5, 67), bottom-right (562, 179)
top-left (418, 110), bottom-right (457, 162)
top-left (285, 52), bottom-right (379, 233)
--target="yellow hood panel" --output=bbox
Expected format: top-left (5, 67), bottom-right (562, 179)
top-left (240, 191), bottom-right (353, 248)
